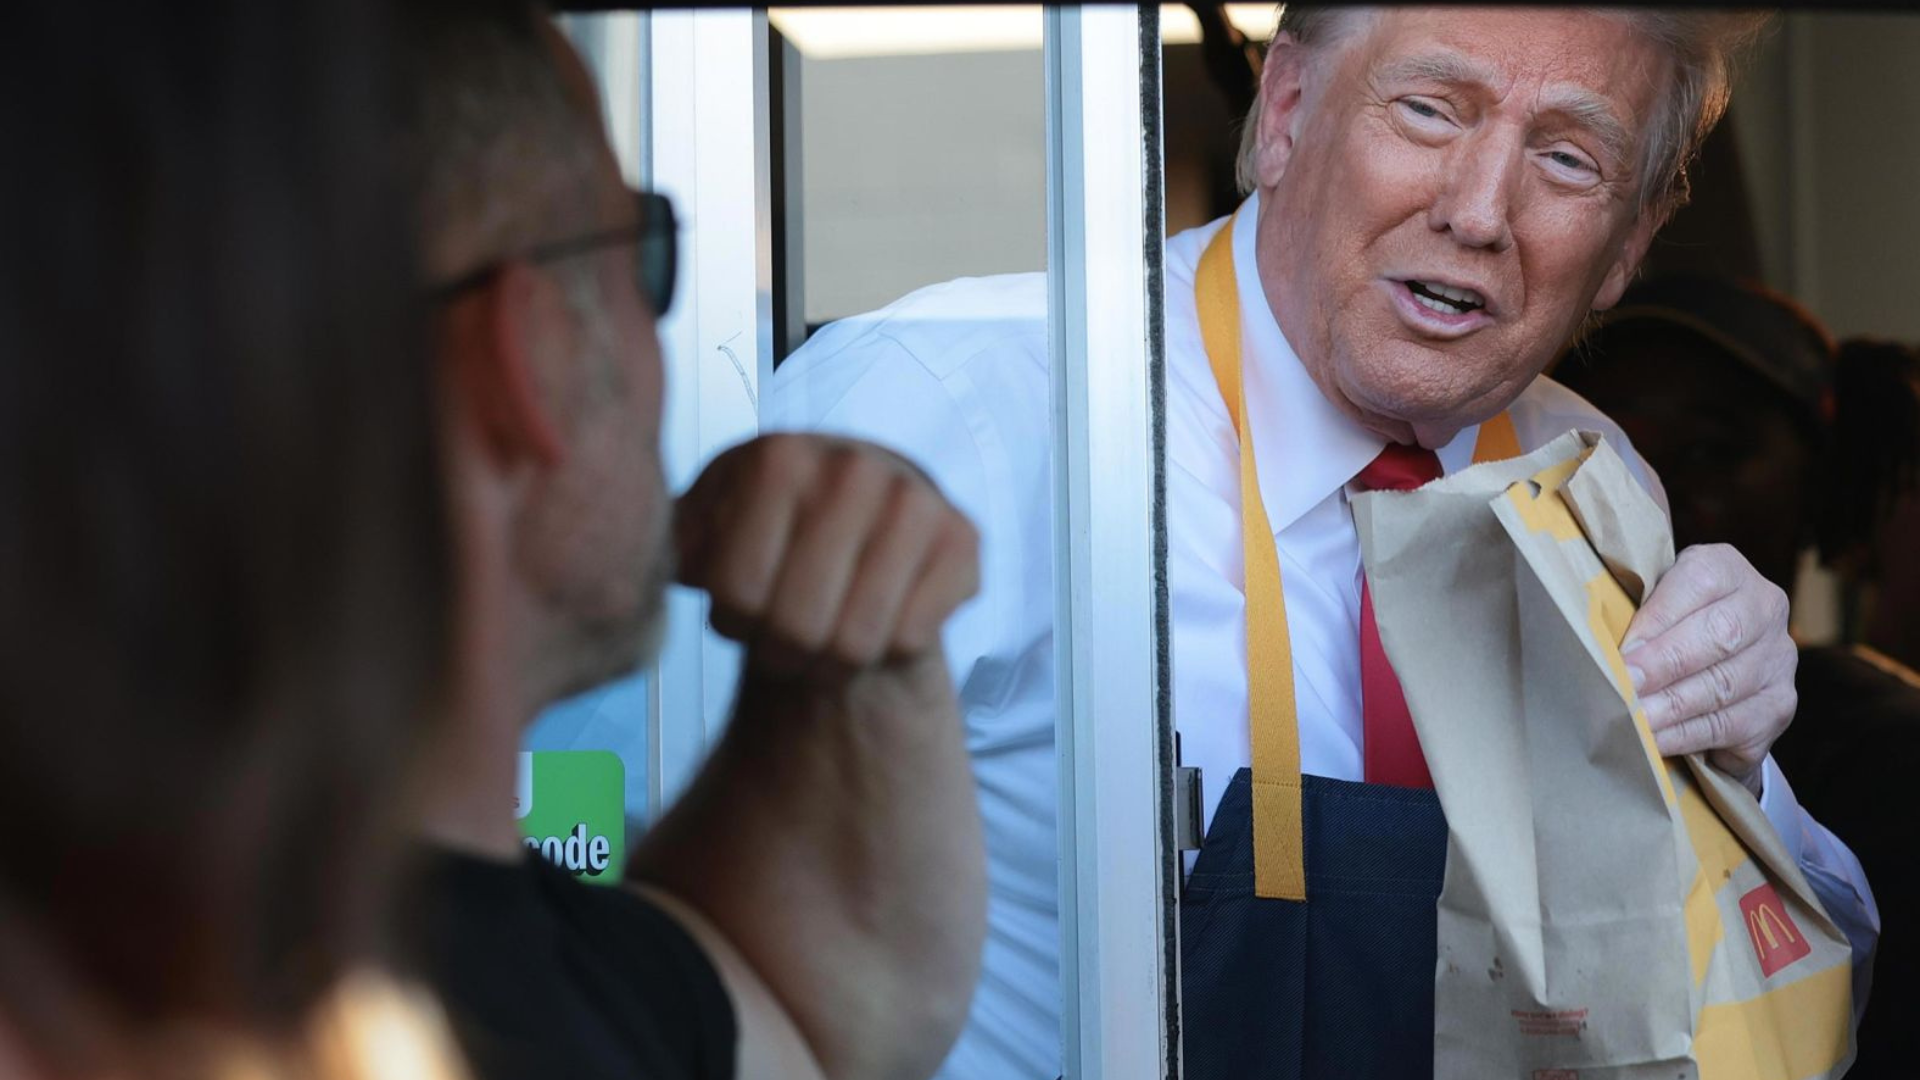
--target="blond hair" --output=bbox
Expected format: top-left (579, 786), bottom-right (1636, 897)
top-left (1233, 6), bottom-right (1774, 220)
top-left (144, 974), bottom-right (471, 1080)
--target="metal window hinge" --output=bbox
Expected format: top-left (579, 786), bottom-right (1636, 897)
top-left (1175, 766), bottom-right (1204, 851)
top-left (1173, 731), bottom-right (1203, 851)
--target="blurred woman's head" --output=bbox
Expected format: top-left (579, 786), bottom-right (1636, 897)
top-left (0, 1), bottom-right (451, 1074)
top-left (1555, 275), bottom-right (1920, 598)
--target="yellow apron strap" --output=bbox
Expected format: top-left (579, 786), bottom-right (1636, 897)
top-left (1472, 411), bottom-right (1521, 463)
top-left (1195, 212), bottom-right (1522, 902)
top-left (1197, 217), bottom-right (1306, 900)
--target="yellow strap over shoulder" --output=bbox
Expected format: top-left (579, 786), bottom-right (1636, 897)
top-left (1193, 213), bottom-right (1519, 900)
top-left (1197, 211), bottom-right (1306, 900)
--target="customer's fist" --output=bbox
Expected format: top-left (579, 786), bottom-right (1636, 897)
top-left (674, 434), bottom-right (979, 676)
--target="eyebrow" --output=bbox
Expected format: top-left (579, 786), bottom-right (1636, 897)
top-left (1373, 50), bottom-right (1636, 172)
top-left (1374, 50), bottom-right (1498, 90)
top-left (1538, 87), bottom-right (1635, 173)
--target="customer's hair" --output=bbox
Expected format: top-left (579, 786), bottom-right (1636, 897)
top-left (400, 0), bottom-right (603, 284)
top-left (0, 1), bottom-right (450, 1075)
top-left (1234, 6), bottom-right (1773, 220)
top-left (1826, 338), bottom-right (1920, 564)
top-left (1565, 276), bottom-right (1920, 566)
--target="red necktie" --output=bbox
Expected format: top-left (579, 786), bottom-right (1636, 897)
top-left (1354, 444), bottom-right (1443, 789)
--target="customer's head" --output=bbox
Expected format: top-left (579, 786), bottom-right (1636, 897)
top-left (0, 0), bottom-right (449, 1075)
top-left (1237, 6), bottom-right (1768, 449)
top-left (1555, 276), bottom-right (1829, 591)
top-left (1555, 275), bottom-right (1920, 598)
top-left (404, 0), bottom-right (673, 711)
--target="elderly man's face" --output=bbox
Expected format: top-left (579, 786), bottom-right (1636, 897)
top-left (1251, 9), bottom-right (1670, 448)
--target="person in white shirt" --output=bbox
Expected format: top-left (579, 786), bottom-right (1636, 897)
top-left (767, 7), bottom-right (1879, 1078)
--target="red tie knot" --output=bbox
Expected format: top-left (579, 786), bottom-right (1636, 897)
top-left (1356, 443), bottom-right (1443, 493)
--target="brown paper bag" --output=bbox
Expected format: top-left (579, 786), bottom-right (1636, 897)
top-left (1353, 430), bottom-right (1854, 1080)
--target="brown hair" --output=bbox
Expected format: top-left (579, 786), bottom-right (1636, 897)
top-left (400, 0), bottom-right (602, 284)
top-left (0, 1), bottom-right (451, 1075)
top-left (1826, 338), bottom-right (1920, 564)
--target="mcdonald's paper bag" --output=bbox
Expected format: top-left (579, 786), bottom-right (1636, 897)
top-left (1353, 430), bottom-right (1855, 1080)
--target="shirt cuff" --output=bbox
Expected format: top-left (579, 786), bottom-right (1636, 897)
top-left (1755, 754), bottom-right (1808, 868)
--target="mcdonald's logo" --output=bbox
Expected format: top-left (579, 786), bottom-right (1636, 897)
top-left (1740, 883), bottom-right (1811, 977)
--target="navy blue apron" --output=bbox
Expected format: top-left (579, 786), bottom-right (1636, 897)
top-left (1180, 770), bottom-right (1448, 1079)
top-left (1184, 208), bottom-right (1518, 1079)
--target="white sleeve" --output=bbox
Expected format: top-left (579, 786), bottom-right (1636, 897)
top-left (1755, 756), bottom-right (1881, 1026)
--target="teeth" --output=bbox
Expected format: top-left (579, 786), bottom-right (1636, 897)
top-left (1421, 281), bottom-right (1484, 307)
top-left (1407, 280), bottom-right (1485, 315)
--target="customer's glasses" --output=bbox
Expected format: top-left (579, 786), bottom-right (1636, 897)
top-left (430, 191), bottom-right (678, 316)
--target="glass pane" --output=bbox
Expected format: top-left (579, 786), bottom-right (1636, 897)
top-left (1158, 3), bottom-right (1271, 234)
top-left (762, 9), bottom-right (1064, 1078)
top-left (772, 6), bottom-right (1046, 331)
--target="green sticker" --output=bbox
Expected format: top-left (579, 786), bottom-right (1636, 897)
top-left (516, 750), bottom-right (626, 886)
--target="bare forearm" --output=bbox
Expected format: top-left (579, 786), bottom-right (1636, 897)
top-left (628, 652), bottom-right (985, 1080)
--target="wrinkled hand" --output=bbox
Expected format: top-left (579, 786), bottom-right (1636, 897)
top-left (1621, 543), bottom-right (1797, 796)
top-left (673, 434), bottom-right (980, 678)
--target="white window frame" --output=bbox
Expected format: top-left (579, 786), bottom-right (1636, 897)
top-left (1044, 6), bottom-right (1177, 1078)
top-left (645, 8), bottom-right (775, 813)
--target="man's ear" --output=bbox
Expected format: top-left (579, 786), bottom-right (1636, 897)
top-left (439, 260), bottom-right (569, 471)
top-left (1592, 209), bottom-right (1666, 312)
top-left (1251, 33), bottom-right (1312, 191)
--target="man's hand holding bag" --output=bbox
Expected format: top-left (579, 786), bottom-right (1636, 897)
top-left (1353, 431), bottom-right (1853, 1080)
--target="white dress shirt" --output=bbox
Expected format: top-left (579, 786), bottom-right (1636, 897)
top-left (765, 194), bottom-right (1880, 1080)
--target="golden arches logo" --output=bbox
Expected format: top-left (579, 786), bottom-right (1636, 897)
top-left (1747, 901), bottom-right (1798, 952)
top-left (1738, 883), bottom-right (1811, 977)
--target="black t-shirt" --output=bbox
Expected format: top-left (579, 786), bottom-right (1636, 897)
top-left (413, 847), bottom-right (737, 1080)
top-left (1770, 645), bottom-right (1920, 1080)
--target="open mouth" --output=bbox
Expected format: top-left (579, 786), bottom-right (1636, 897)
top-left (1402, 280), bottom-right (1486, 316)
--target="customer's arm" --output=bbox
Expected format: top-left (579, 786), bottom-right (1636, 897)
top-left (629, 433), bottom-right (987, 1080)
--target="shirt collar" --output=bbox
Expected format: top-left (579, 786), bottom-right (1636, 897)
top-left (1233, 191), bottom-right (1480, 531)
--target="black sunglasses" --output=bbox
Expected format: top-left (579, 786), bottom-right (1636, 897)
top-left (430, 191), bottom-right (678, 316)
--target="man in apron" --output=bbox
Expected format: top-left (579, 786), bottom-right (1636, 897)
top-left (768, 7), bottom-right (1879, 1077)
